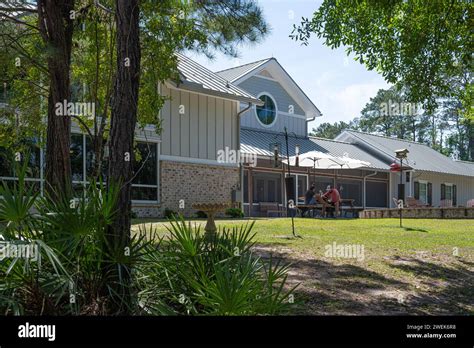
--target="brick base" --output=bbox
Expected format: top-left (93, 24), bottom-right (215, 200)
top-left (160, 161), bottom-right (240, 217)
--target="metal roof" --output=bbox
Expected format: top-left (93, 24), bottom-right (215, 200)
top-left (240, 128), bottom-right (389, 171)
top-left (215, 58), bottom-right (272, 82)
top-left (174, 53), bottom-right (262, 105)
top-left (336, 130), bottom-right (474, 177)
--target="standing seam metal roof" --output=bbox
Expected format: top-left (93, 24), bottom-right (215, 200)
top-left (240, 128), bottom-right (389, 170)
top-left (175, 53), bottom-right (261, 104)
top-left (337, 130), bottom-right (474, 177)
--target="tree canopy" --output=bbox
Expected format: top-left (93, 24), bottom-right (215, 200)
top-left (291, 0), bottom-right (473, 116)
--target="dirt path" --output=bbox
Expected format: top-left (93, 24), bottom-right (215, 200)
top-left (254, 244), bottom-right (474, 315)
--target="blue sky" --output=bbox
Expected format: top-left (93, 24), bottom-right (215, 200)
top-left (188, 0), bottom-right (391, 131)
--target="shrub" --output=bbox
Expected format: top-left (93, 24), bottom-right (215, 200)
top-left (225, 207), bottom-right (244, 218)
top-left (163, 208), bottom-right (178, 219)
top-left (136, 217), bottom-right (297, 315)
top-left (195, 210), bottom-right (207, 218)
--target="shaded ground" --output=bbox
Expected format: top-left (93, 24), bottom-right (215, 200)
top-left (133, 217), bottom-right (474, 315)
top-left (254, 244), bottom-right (473, 315)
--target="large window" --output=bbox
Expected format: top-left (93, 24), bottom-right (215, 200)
top-left (336, 178), bottom-right (362, 206)
top-left (251, 172), bottom-right (282, 203)
top-left (366, 181), bottom-right (388, 207)
top-left (132, 142), bottom-right (158, 201)
top-left (312, 176), bottom-right (334, 195)
top-left (255, 94), bottom-right (277, 126)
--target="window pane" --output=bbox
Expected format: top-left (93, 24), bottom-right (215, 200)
top-left (297, 176), bottom-right (307, 204)
top-left (131, 187), bottom-right (157, 201)
top-left (71, 134), bottom-right (84, 182)
top-left (85, 137), bottom-right (107, 180)
top-left (252, 172), bottom-right (282, 203)
top-left (419, 183), bottom-right (427, 204)
top-left (366, 181), bottom-right (387, 207)
top-left (336, 179), bottom-right (362, 206)
top-left (256, 94), bottom-right (276, 125)
top-left (133, 142), bottom-right (157, 185)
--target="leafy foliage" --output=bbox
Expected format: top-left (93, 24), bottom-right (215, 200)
top-left (291, 0), bottom-right (473, 115)
top-left (136, 218), bottom-right (297, 315)
top-left (225, 207), bottom-right (245, 218)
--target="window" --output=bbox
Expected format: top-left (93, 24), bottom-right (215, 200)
top-left (366, 181), bottom-right (388, 207)
top-left (419, 182), bottom-right (428, 204)
top-left (445, 183), bottom-right (453, 201)
top-left (131, 142), bottom-right (158, 201)
top-left (251, 172), bottom-right (282, 203)
top-left (336, 178), bottom-right (363, 206)
top-left (287, 174), bottom-right (308, 204)
top-left (255, 94), bottom-right (277, 126)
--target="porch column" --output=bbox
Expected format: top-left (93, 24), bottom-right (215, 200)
top-left (248, 167), bottom-right (253, 217)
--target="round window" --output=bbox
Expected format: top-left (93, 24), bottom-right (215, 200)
top-left (256, 94), bottom-right (276, 126)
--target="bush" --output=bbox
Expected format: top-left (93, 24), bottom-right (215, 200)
top-left (195, 210), bottom-right (207, 218)
top-left (0, 162), bottom-right (297, 316)
top-left (225, 207), bottom-right (244, 218)
top-left (163, 208), bottom-right (178, 219)
top-left (136, 217), bottom-right (297, 315)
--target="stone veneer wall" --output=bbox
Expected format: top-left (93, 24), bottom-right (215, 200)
top-left (160, 161), bottom-right (240, 217)
top-left (359, 207), bottom-right (474, 219)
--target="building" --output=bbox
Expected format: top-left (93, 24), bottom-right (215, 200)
top-left (1, 54), bottom-right (473, 217)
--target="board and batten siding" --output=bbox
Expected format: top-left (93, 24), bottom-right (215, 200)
top-left (160, 84), bottom-right (239, 161)
top-left (389, 171), bottom-right (474, 207)
top-left (237, 76), bottom-right (307, 136)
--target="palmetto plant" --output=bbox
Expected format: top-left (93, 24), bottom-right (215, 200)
top-left (0, 161), bottom-right (298, 316)
top-left (136, 218), bottom-right (298, 315)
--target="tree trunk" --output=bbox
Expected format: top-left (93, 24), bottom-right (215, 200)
top-left (38, 0), bottom-right (75, 198)
top-left (104, 0), bottom-right (141, 314)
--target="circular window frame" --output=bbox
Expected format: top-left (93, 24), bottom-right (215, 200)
top-left (254, 92), bottom-right (278, 128)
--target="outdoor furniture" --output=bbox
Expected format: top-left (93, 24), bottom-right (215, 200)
top-left (405, 196), bottom-right (429, 208)
top-left (259, 202), bottom-right (286, 217)
top-left (466, 199), bottom-right (474, 208)
top-left (440, 199), bottom-right (453, 208)
top-left (297, 204), bottom-right (322, 217)
top-left (340, 198), bottom-right (355, 217)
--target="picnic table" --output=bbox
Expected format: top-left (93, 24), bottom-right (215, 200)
top-left (297, 198), bottom-right (355, 218)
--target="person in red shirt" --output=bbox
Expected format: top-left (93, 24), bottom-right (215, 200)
top-left (322, 185), bottom-right (341, 217)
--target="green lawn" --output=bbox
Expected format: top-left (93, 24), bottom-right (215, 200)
top-left (132, 217), bottom-right (474, 315)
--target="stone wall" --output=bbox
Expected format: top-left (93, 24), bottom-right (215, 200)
top-left (360, 207), bottom-right (474, 219)
top-left (160, 161), bottom-right (240, 217)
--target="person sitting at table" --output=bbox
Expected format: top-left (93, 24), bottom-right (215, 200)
top-left (322, 185), bottom-right (341, 217)
top-left (304, 186), bottom-right (316, 204)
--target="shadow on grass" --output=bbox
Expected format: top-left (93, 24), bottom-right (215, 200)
top-left (387, 258), bottom-right (474, 314)
top-left (403, 227), bottom-right (429, 232)
top-left (255, 244), bottom-right (473, 315)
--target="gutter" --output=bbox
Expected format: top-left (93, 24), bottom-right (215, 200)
top-left (237, 102), bottom-right (255, 215)
top-left (305, 116), bottom-right (316, 136)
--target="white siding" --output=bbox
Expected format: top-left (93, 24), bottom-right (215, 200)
top-left (389, 171), bottom-right (474, 207)
top-left (160, 85), bottom-right (239, 161)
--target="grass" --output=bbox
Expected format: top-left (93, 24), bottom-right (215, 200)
top-left (132, 217), bottom-right (474, 315)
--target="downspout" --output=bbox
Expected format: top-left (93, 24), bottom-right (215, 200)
top-left (305, 116), bottom-right (316, 135)
top-left (237, 102), bottom-right (253, 215)
top-left (363, 171), bottom-right (378, 208)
